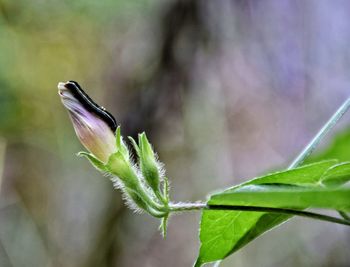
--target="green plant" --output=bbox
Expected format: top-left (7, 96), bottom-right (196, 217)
top-left (58, 81), bottom-right (350, 266)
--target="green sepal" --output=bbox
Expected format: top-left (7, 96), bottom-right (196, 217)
top-left (77, 151), bottom-right (107, 172)
top-left (125, 188), bottom-right (150, 211)
top-left (163, 177), bottom-right (170, 201)
top-left (106, 151), bottom-right (138, 189)
top-left (138, 132), bottom-right (161, 195)
top-left (125, 188), bottom-right (166, 218)
top-left (115, 126), bottom-right (129, 158)
top-left (128, 136), bottom-right (141, 157)
top-left (160, 213), bottom-right (169, 238)
top-left (107, 150), bottom-right (166, 213)
top-left (139, 132), bottom-right (156, 161)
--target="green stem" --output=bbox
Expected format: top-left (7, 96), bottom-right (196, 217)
top-left (169, 203), bottom-right (350, 226)
top-left (288, 98), bottom-right (350, 169)
top-left (169, 202), bottom-right (206, 211)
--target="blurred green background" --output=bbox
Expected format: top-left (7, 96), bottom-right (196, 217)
top-left (0, 0), bottom-right (349, 266)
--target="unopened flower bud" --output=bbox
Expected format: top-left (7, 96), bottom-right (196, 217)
top-left (107, 151), bottom-right (138, 189)
top-left (139, 133), bottom-right (161, 194)
top-left (58, 81), bottom-right (117, 162)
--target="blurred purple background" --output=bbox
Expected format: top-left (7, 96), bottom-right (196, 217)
top-left (0, 0), bottom-right (349, 266)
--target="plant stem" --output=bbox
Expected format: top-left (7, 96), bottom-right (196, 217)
top-left (288, 98), bottom-right (350, 169)
top-left (169, 203), bottom-right (350, 226)
top-left (169, 202), bottom-right (206, 211)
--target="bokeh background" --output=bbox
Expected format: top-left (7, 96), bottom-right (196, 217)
top-left (0, 0), bottom-right (350, 266)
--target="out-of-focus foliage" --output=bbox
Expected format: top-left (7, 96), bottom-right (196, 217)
top-left (0, 0), bottom-right (350, 266)
top-left (307, 127), bottom-right (350, 163)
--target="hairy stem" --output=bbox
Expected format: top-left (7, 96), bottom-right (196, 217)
top-left (169, 203), bottom-right (350, 226)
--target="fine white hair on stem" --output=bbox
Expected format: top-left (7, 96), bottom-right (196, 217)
top-left (156, 156), bottom-right (166, 181)
top-left (109, 175), bottom-right (144, 214)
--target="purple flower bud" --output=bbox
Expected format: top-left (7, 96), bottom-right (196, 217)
top-left (58, 81), bottom-right (117, 162)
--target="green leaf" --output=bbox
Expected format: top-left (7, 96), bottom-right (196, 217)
top-left (196, 160), bottom-right (348, 266)
top-left (232, 160), bottom-right (338, 188)
top-left (195, 210), bottom-right (262, 267)
top-left (210, 185), bottom-right (350, 211)
top-left (339, 211), bottom-right (350, 220)
top-left (320, 162), bottom-right (350, 186)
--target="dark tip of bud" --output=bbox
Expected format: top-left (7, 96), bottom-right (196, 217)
top-left (64, 81), bottom-right (117, 132)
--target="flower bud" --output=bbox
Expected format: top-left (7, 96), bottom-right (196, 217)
top-left (139, 133), bottom-right (161, 194)
top-left (58, 81), bottom-right (117, 162)
top-left (107, 151), bottom-right (138, 189)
